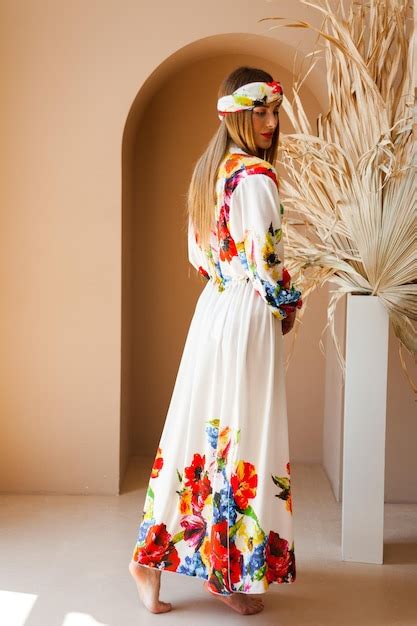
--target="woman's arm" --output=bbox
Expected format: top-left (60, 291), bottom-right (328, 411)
top-left (228, 172), bottom-right (302, 320)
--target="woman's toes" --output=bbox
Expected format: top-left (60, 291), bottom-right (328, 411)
top-left (153, 600), bottom-right (172, 614)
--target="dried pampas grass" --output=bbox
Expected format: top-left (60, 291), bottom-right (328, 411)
top-left (261, 0), bottom-right (416, 392)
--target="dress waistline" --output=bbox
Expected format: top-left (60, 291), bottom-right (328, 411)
top-left (223, 276), bottom-right (250, 287)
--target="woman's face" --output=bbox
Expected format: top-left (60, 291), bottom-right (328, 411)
top-left (251, 99), bottom-right (280, 150)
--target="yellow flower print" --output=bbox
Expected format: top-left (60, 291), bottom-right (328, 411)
top-left (217, 426), bottom-right (232, 462)
top-left (234, 94), bottom-right (254, 107)
top-left (178, 487), bottom-right (192, 515)
top-left (202, 492), bottom-right (213, 511)
top-left (261, 223), bottom-right (282, 281)
top-left (235, 240), bottom-right (248, 268)
top-left (236, 516), bottom-right (266, 549)
top-left (272, 308), bottom-right (285, 320)
top-left (200, 535), bottom-right (212, 570)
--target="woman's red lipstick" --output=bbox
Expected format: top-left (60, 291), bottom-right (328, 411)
top-left (261, 133), bottom-right (273, 137)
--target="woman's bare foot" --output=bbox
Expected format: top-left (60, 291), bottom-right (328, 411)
top-left (128, 560), bottom-right (172, 614)
top-left (202, 580), bottom-right (264, 614)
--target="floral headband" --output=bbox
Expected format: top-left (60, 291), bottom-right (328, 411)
top-left (217, 80), bottom-right (283, 121)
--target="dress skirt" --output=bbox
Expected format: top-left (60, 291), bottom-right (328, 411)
top-left (131, 276), bottom-right (296, 595)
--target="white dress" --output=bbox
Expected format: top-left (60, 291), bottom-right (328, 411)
top-left (131, 141), bottom-right (302, 595)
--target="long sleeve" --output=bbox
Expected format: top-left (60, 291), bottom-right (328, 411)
top-left (228, 172), bottom-right (302, 320)
top-left (187, 215), bottom-right (210, 280)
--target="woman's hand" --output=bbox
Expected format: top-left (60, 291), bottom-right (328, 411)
top-left (282, 308), bottom-right (296, 335)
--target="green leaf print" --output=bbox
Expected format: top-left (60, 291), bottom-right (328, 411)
top-left (271, 473), bottom-right (291, 503)
top-left (171, 530), bottom-right (185, 544)
top-left (217, 456), bottom-right (226, 471)
top-left (229, 516), bottom-right (244, 539)
top-left (271, 474), bottom-right (290, 491)
top-left (240, 504), bottom-right (261, 526)
top-left (253, 563), bottom-right (267, 581)
top-left (214, 569), bottom-right (225, 587)
top-left (144, 485), bottom-right (155, 519)
top-left (266, 221), bottom-right (282, 247)
top-left (176, 468), bottom-right (182, 483)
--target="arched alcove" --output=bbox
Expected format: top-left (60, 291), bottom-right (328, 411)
top-left (120, 33), bottom-right (327, 491)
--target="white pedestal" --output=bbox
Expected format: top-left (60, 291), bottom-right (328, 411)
top-left (341, 293), bottom-right (389, 564)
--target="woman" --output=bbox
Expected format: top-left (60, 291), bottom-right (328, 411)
top-left (128, 66), bottom-right (303, 616)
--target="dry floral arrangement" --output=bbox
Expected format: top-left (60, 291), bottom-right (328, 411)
top-left (261, 0), bottom-right (416, 393)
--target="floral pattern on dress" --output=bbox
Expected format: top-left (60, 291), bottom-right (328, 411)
top-left (132, 419), bottom-right (296, 595)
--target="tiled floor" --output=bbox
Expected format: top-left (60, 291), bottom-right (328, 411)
top-left (1, 459), bottom-right (416, 626)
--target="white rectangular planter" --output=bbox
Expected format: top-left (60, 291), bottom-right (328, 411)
top-left (341, 293), bottom-right (389, 564)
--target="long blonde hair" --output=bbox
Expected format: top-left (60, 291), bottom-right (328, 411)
top-left (186, 66), bottom-right (281, 251)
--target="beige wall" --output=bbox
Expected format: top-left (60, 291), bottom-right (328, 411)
top-left (1, 0), bottom-right (415, 501)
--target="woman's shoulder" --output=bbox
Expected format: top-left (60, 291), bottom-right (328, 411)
top-left (219, 148), bottom-right (278, 190)
top-left (242, 157), bottom-right (278, 187)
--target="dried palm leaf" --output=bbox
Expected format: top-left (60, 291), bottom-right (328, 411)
top-left (260, 0), bottom-right (416, 392)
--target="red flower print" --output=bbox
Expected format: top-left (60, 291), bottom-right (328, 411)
top-left (281, 266), bottom-right (291, 289)
top-left (191, 474), bottom-right (212, 513)
top-left (210, 520), bottom-right (243, 591)
top-left (280, 303), bottom-right (296, 316)
top-left (286, 462), bottom-right (291, 475)
top-left (280, 269), bottom-right (303, 310)
top-left (184, 453), bottom-right (205, 490)
top-left (217, 212), bottom-right (237, 262)
top-left (231, 460), bottom-right (258, 510)
top-left (265, 530), bottom-right (294, 583)
top-left (246, 165), bottom-right (278, 188)
top-left (134, 523), bottom-right (180, 571)
top-left (266, 81), bottom-right (283, 96)
top-left (184, 453), bottom-right (212, 513)
top-left (198, 266), bottom-right (209, 279)
top-left (151, 447), bottom-right (163, 478)
top-left (180, 513), bottom-right (207, 550)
